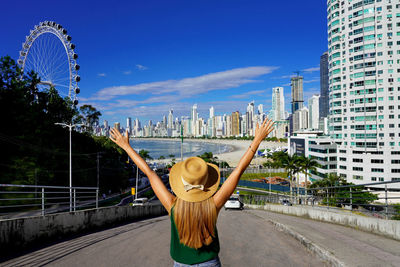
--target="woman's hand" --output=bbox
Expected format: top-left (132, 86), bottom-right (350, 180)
top-left (109, 128), bottom-right (130, 151)
top-left (254, 118), bottom-right (274, 144)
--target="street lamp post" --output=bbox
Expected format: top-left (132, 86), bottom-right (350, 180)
top-left (55, 122), bottom-right (83, 212)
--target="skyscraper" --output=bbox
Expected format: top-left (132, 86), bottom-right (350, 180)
top-left (126, 117), bottom-right (132, 134)
top-left (319, 51), bottom-right (329, 118)
top-left (231, 111), bottom-right (240, 137)
top-left (271, 87), bottom-right (285, 121)
top-left (291, 76), bottom-right (304, 113)
top-left (191, 104), bottom-right (198, 136)
top-left (327, 0), bottom-right (399, 186)
top-left (246, 101), bottom-right (255, 135)
top-left (257, 104), bottom-right (263, 115)
top-left (308, 94), bottom-right (320, 130)
top-left (209, 106), bottom-right (214, 118)
top-left (168, 109), bottom-right (173, 129)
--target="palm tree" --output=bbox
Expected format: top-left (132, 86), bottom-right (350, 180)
top-left (278, 153), bottom-right (301, 202)
top-left (300, 156), bottom-right (320, 190)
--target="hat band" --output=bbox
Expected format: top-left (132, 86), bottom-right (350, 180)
top-left (181, 176), bottom-right (204, 192)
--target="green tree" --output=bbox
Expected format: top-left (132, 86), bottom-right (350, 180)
top-left (0, 56), bottom-right (128, 194)
top-left (309, 173), bottom-right (378, 207)
top-left (299, 156), bottom-right (320, 190)
top-left (79, 104), bottom-right (102, 133)
top-left (139, 150), bottom-right (153, 160)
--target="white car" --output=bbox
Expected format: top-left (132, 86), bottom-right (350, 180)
top-left (224, 195), bottom-right (244, 210)
top-left (131, 197), bottom-right (148, 206)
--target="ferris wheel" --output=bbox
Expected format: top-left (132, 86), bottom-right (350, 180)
top-left (18, 21), bottom-right (80, 105)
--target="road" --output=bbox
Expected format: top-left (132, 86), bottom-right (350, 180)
top-left (249, 209), bottom-right (400, 267)
top-left (1, 209), bottom-right (326, 267)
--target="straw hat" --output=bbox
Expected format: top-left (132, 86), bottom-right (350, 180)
top-left (169, 157), bottom-right (220, 202)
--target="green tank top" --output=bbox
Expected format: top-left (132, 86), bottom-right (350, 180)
top-left (170, 207), bottom-right (220, 265)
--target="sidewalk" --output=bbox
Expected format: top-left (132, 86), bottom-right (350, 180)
top-left (247, 209), bottom-right (400, 267)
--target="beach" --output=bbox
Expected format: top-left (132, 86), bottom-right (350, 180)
top-left (143, 138), bottom-right (286, 167)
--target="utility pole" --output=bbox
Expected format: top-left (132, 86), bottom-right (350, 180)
top-left (55, 122), bottom-right (83, 212)
top-left (135, 165), bottom-right (139, 200)
top-left (180, 124), bottom-right (183, 161)
top-left (97, 152), bottom-right (100, 190)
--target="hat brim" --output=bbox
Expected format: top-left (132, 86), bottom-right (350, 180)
top-left (169, 161), bottom-right (220, 203)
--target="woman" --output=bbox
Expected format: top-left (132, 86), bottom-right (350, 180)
top-left (110, 118), bottom-right (274, 266)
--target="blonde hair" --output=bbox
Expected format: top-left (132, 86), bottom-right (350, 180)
top-left (173, 197), bottom-right (217, 249)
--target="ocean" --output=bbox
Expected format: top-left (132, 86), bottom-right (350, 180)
top-left (129, 139), bottom-right (232, 160)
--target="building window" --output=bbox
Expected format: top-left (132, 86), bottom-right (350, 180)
top-left (371, 168), bottom-right (384, 173)
top-left (391, 169), bottom-right (400, 173)
top-left (371, 159), bottom-right (384, 164)
top-left (353, 167), bottom-right (363, 171)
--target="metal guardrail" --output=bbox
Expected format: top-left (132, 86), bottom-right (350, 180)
top-left (238, 180), bottom-right (400, 220)
top-left (0, 184), bottom-right (98, 219)
top-left (223, 167), bottom-right (285, 174)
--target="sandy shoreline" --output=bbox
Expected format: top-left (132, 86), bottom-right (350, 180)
top-left (138, 138), bottom-right (286, 167)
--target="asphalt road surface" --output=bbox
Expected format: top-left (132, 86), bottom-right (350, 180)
top-left (1, 209), bottom-right (326, 267)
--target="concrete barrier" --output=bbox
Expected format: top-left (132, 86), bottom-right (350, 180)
top-left (247, 204), bottom-right (400, 241)
top-left (0, 204), bottom-right (167, 255)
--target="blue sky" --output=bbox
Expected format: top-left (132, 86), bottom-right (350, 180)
top-left (1, 0), bottom-right (328, 125)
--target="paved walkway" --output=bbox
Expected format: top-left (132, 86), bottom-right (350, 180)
top-left (1, 209), bottom-right (325, 267)
top-left (248, 209), bottom-right (400, 267)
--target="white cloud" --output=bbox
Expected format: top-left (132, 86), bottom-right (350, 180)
top-left (97, 73), bottom-right (106, 77)
top-left (123, 70), bottom-right (132, 75)
top-left (302, 67), bottom-right (320, 73)
top-left (91, 66), bottom-right (278, 101)
top-left (136, 64), bottom-right (148, 70)
top-left (304, 78), bottom-right (319, 84)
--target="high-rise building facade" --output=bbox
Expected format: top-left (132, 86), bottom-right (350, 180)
top-left (231, 111), bottom-right (240, 136)
top-left (191, 104), bottom-right (198, 136)
top-left (168, 109), bottom-right (174, 129)
top-left (327, 0), bottom-right (400, 186)
top-left (126, 117), bottom-right (132, 134)
top-left (246, 101), bottom-right (255, 136)
top-left (319, 51), bottom-right (329, 118)
top-left (308, 94), bottom-right (320, 130)
top-left (291, 76), bottom-right (304, 113)
top-left (271, 87), bottom-right (285, 121)
top-left (293, 106), bottom-right (308, 132)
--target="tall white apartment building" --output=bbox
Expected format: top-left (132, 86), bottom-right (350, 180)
top-left (191, 104), bottom-right (198, 136)
top-left (126, 117), bottom-right (132, 134)
top-left (308, 94), bottom-right (320, 130)
top-left (271, 87), bottom-right (285, 121)
top-left (167, 109), bottom-right (173, 129)
top-left (327, 0), bottom-right (400, 187)
top-left (246, 101), bottom-right (255, 136)
top-left (257, 104), bottom-right (264, 115)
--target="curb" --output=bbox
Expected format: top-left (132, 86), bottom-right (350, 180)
top-left (248, 211), bottom-right (346, 267)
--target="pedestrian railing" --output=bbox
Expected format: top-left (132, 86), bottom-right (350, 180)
top-left (304, 180), bottom-right (400, 220)
top-left (223, 167), bottom-right (285, 174)
top-left (238, 180), bottom-right (400, 220)
top-left (0, 184), bottom-right (98, 219)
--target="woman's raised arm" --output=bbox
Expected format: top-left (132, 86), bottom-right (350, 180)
top-left (109, 128), bottom-right (175, 212)
top-left (213, 119), bottom-right (274, 211)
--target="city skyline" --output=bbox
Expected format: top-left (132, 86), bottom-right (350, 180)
top-left (1, 0), bottom-right (327, 124)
